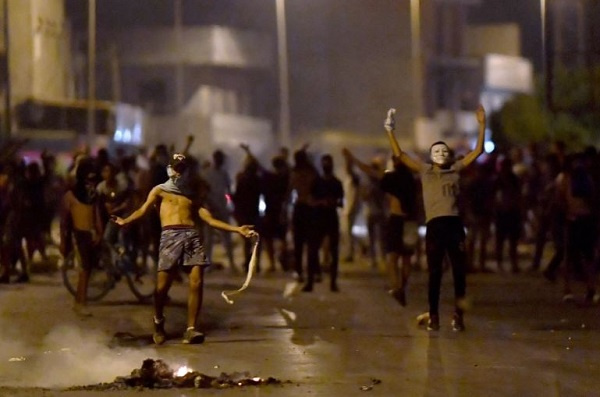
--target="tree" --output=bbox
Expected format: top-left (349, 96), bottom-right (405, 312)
top-left (491, 94), bottom-right (548, 152)
top-left (492, 66), bottom-right (600, 152)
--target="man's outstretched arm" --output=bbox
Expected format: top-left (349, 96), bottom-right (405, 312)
top-left (460, 105), bottom-right (486, 167)
top-left (341, 148), bottom-right (384, 180)
top-left (199, 207), bottom-right (256, 237)
top-left (384, 108), bottom-right (422, 172)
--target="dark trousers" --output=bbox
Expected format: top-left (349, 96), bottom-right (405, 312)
top-left (307, 213), bottom-right (340, 287)
top-left (425, 216), bottom-right (467, 316)
top-left (564, 215), bottom-right (597, 288)
top-left (292, 203), bottom-right (313, 278)
top-left (544, 217), bottom-right (565, 278)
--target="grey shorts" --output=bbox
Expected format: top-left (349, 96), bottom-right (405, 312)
top-left (158, 226), bottom-right (210, 272)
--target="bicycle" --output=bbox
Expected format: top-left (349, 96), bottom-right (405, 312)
top-left (60, 241), bottom-right (157, 303)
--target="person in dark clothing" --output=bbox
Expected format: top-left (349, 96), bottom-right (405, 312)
top-left (493, 157), bottom-right (524, 273)
top-left (343, 147), bottom-right (418, 305)
top-left (1, 162), bottom-right (30, 283)
top-left (0, 162), bottom-right (14, 282)
top-left (556, 154), bottom-right (598, 303)
top-left (233, 153), bottom-right (262, 272)
top-left (41, 152), bottom-right (65, 246)
top-left (341, 152), bottom-right (361, 263)
top-left (379, 158), bottom-right (419, 306)
top-left (22, 162), bottom-right (48, 273)
top-left (531, 154), bottom-right (563, 274)
top-left (260, 155), bottom-right (291, 272)
top-left (303, 154), bottom-right (344, 292)
top-left (289, 148), bottom-right (319, 282)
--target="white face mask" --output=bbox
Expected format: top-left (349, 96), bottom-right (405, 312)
top-left (430, 144), bottom-right (450, 166)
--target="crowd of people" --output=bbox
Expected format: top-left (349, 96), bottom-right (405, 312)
top-left (1, 105), bottom-right (600, 339)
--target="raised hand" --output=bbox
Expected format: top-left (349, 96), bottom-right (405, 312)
top-left (476, 105), bottom-right (486, 125)
top-left (341, 147), bottom-right (353, 160)
top-left (384, 108), bottom-right (396, 132)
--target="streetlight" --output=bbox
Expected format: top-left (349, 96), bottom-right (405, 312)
top-left (410, 0), bottom-right (422, 118)
top-left (540, 0), bottom-right (546, 93)
top-left (174, 0), bottom-right (184, 109)
top-left (86, 0), bottom-right (96, 148)
top-left (275, 0), bottom-right (291, 149)
top-left (540, 0), bottom-right (553, 113)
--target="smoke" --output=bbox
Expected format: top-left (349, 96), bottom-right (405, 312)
top-left (1, 324), bottom-right (155, 388)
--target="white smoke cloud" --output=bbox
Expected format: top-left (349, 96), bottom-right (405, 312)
top-left (1, 324), bottom-right (155, 388)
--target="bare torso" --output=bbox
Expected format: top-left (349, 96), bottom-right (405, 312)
top-left (157, 190), bottom-right (196, 227)
top-left (64, 191), bottom-right (96, 231)
top-left (388, 195), bottom-right (405, 216)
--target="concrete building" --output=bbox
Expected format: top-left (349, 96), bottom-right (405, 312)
top-left (0, 0), bottom-right (543, 161)
top-left (0, 0), bottom-right (148, 154)
top-left (0, 0), bottom-right (78, 150)
top-left (62, 0), bottom-right (495, 161)
top-left (95, 25), bottom-right (275, 161)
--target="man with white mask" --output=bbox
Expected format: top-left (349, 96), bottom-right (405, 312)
top-left (385, 106), bottom-right (486, 332)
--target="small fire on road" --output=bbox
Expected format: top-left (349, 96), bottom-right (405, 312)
top-left (67, 359), bottom-right (287, 391)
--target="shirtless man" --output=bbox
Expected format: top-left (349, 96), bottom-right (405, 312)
top-left (59, 157), bottom-right (104, 317)
top-left (113, 154), bottom-right (255, 344)
top-left (342, 148), bottom-right (417, 306)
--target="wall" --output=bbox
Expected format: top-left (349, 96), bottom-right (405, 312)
top-left (8, 0), bottom-right (71, 106)
top-left (104, 26), bottom-right (272, 69)
top-left (466, 24), bottom-right (521, 58)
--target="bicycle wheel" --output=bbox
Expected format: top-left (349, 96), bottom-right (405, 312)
top-left (124, 255), bottom-right (157, 303)
top-left (61, 248), bottom-right (114, 302)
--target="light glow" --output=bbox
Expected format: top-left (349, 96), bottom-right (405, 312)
top-left (175, 366), bottom-right (192, 377)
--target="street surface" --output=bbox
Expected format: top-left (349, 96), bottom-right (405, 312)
top-left (1, 250), bottom-right (600, 396)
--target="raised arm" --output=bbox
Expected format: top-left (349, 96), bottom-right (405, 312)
top-left (240, 143), bottom-right (266, 172)
top-left (112, 186), bottom-right (161, 226)
top-left (181, 135), bottom-right (194, 155)
top-left (198, 206), bottom-right (255, 237)
top-left (342, 148), bottom-right (384, 180)
top-left (460, 105), bottom-right (486, 167)
top-left (384, 108), bottom-right (422, 172)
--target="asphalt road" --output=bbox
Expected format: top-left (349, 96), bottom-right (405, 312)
top-left (1, 253), bottom-right (600, 397)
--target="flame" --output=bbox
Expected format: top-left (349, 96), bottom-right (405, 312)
top-left (175, 366), bottom-right (192, 377)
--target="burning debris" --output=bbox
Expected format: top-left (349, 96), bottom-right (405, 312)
top-left (67, 359), bottom-right (287, 391)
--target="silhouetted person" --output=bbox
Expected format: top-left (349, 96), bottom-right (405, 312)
top-left (341, 152), bottom-right (361, 263)
top-left (202, 150), bottom-right (236, 271)
top-left (260, 155), bottom-right (291, 272)
top-left (289, 148), bottom-right (319, 282)
top-left (556, 154), bottom-right (598, 303)
top-left (303, 154), bottom-right (343, 292)
top-left (493, 157), bottom-right (523, 273)
top-left (233, 153), bottom-right (262, 272)
top-left (462, 160), bottom-right (495, 273)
